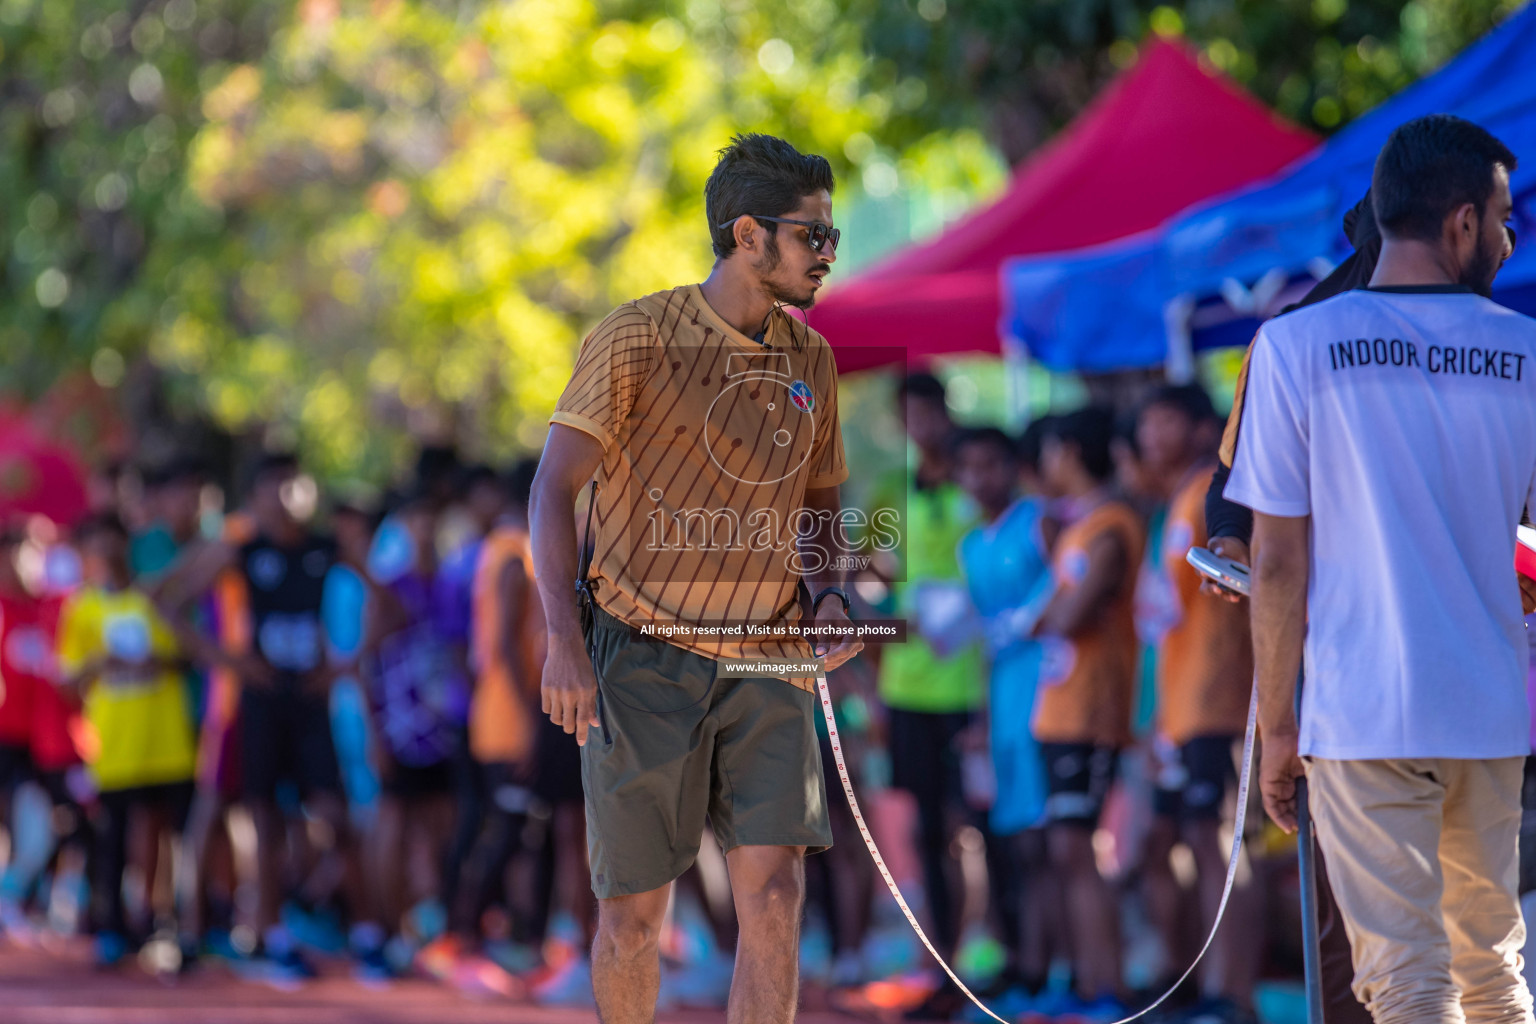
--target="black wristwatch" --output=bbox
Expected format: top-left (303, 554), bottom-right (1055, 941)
top-left (811, 586), bottom-right (851, 617)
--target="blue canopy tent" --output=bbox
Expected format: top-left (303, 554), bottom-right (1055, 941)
top-left (1003, 2), bottom-right (1536, 374)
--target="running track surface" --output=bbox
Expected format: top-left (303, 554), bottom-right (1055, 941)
top-left (0, 941), bottom-right (866, 1024)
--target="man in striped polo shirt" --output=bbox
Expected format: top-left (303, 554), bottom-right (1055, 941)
top-left (530, 134), bottom-right (865, 1022)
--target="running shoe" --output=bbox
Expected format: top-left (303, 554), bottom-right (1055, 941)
top-left (451, 954), bottom-right (524, 1000)
top-left (200, 928), bottom-right (243, 962)
top-left (484, 938), bottom-right (542, 976)
top-left (1180, 997), bottom-right (1260, 1024)
top-left (416, 934), bottom-right (464, 983)
top-left (659, 951), bottom-right (734, 1009)
top-left (282, 901), bottom-right (347, 955)
top-left (1051, 993), bottom-right (1132, 1024)
top-left (829, 949), bottom-right (867, 989)
top-left (531, 955), bottom-right (596, 1008)
top-left (354, 942), bottom-right (396, 988)
top-left (93, 931), bottom-right (130, 969)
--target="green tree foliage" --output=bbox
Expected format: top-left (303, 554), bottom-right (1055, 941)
top-left (0, 0), bottom-right (1525, 478)
top-left (854, 0), bottom-right (1523, 164)
top-left (0, 0), bottom-right (272, 397)
top-left (170, 0), bottom-right (1007, 478)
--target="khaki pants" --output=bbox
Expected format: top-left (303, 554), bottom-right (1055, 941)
top-left (1307, 757), bottom-right (1534, 1024)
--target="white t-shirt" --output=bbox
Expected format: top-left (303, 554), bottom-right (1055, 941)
top-left (1227, 286), bottom-right (1536, 760)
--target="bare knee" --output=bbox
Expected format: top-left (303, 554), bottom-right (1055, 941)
top-left (736, 862), bottom-right (805, 925)
top-left (1182, 820), bottom-right (1227, 873)
top-left (1048, 825), bottom-right (1095, 875)
top-left (596, 895), bottom-right (668, 962)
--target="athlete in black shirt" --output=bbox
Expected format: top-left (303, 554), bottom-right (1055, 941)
top-left (161, 453), bottom-right (387, 982)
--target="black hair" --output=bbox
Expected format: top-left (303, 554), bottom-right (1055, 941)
top-left (74, 512), bottom-right (129, 543)
top-left (142, 455), bottom-right (208, 490)
top-left (1114, 407), bottom-right (1141, 457)
top-left (332, 501), bottom-right (375, 524)
top-left (458, 463), bottom-right (498, 494)
top-left (252, 451), bottom-right (299, 487)
top-left (705, 134), bottom-right (835, 260)
top-left (1046, 406), bottom-right (1116, 482)
top-left (1018, 416), bottom-right (1055, 472)
top-left (1141, 383), bottom-right (1216, 427)
top-left (414, 443), bottom-right (458, 481)
top-left (897, 371), bottom-right (947, 406)
top-left (951, 426), bottom-right (1018, 463)
top-left (504, 458), bottom-right (540, 509)
top-left (1372, 115), bottom-right (1517, 242)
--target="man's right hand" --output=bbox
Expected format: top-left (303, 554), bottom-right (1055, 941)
top-left (542, 635), bottom-right (602, 747)
top-left (1202, 536), bottom-right (1251, 604)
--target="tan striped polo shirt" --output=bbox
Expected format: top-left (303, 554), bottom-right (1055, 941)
top-left (550, 284), bottom-right (848, 689)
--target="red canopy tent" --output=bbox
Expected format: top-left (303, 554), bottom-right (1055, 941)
top-left (803, 38), bottom-right (1318, 372)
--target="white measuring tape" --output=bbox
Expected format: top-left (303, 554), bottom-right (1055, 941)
top-left (814, 673), bottom-right (1259, 1024)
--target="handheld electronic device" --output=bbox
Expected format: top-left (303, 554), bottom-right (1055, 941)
top-left (1186, 546), bottom-right (1252, 597)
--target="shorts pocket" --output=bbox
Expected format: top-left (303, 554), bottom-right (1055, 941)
top-left (595, 628), bottom-right (714, 715)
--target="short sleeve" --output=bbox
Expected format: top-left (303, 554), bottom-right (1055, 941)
top-left (805, 342), bottom-right (848, 489)
top-left (55, 594), bottom-right (96, 676)
top-left (1225, 326), bottom-right (1311, 517)
top-left (1164, 479), bottom-right (1205, 607)
top-left (549, 304), bottom-right (659, 450)
top-left (1217, 332), bottom-right (1258, 469)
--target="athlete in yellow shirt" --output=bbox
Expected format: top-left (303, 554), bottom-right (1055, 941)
top-left (57, 513), bottom-right (195, 965)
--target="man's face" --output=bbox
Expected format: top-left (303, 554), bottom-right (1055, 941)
top-left (1039, 436), bottom-right (1070, 498)
top-left (750, 190), bottom-right (836, 310)
top-left (1135, 403), bottom-right (1197, 483)
top-left (334, 511), bottom-right (372, 564)
top-left (163, 478), bottom-right (203, 535)
top-left (81, 530), bottom-right (126, 585)
top-left (901, 395), bottom-right (951, 451)
top-left (955, 442), bottom-right (1015, 511)
top-left (1461, 163), bottom-right (1515, 296)
top-left (251, 472), bottom-right (294, 532)
top-left (466, 480), bottom-right (504, 527)
top-left (1112, 436), bottom-right (1152, 499)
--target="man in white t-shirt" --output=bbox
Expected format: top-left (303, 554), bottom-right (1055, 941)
top-left (1229, 114), bottom-right (1536, 1024)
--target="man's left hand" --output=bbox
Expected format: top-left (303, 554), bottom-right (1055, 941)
top-left (811, 605), bottom-right (863, 673)
top-left (1259, 730), bottom-right (1305, 834)
top-left (1520, 570), bottom-right (1536, 615)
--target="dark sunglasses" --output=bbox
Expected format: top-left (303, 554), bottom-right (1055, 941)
top-left (720, 214), bottom-right (840, 253)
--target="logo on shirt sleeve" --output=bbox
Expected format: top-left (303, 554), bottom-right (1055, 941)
top-left (789, 380), bottom-right (815, 414)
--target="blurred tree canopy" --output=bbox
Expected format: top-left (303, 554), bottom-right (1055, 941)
top-left (855, 0), bottom-right (1524, 165)
top-left (0, 0), bottom-right (1524, 478)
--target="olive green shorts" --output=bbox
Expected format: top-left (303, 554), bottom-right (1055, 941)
top-left (581, 605), bottom-right (833, 899)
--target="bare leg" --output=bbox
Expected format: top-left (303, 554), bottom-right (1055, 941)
top-left (177, 791), bottom-right (222, 941)
top-left (725, 845), bottom-right (806, 1024)
top-left (1049, 823), bottom-right (1121, 1001)
top-left (592, 883), bottom-right (672, 1024)
top-left (250, 798), bottom-right (286, 937)
top-left (1016, 829), bottom-right (1057, 985)
top-left (1185, 818), bottom-right (1258, 1008)
top-left (555, 802), bottom-right (597, 946)
top-left (367, 796), bottom-right (405, 931)
top-left (1142, 814), bottom-right (1185, 978)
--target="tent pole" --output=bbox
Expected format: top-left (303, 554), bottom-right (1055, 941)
top-left (1163, 294), bottom-right (1196, 384)
top-left (1004, 343), bottom-right (1033, 429)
